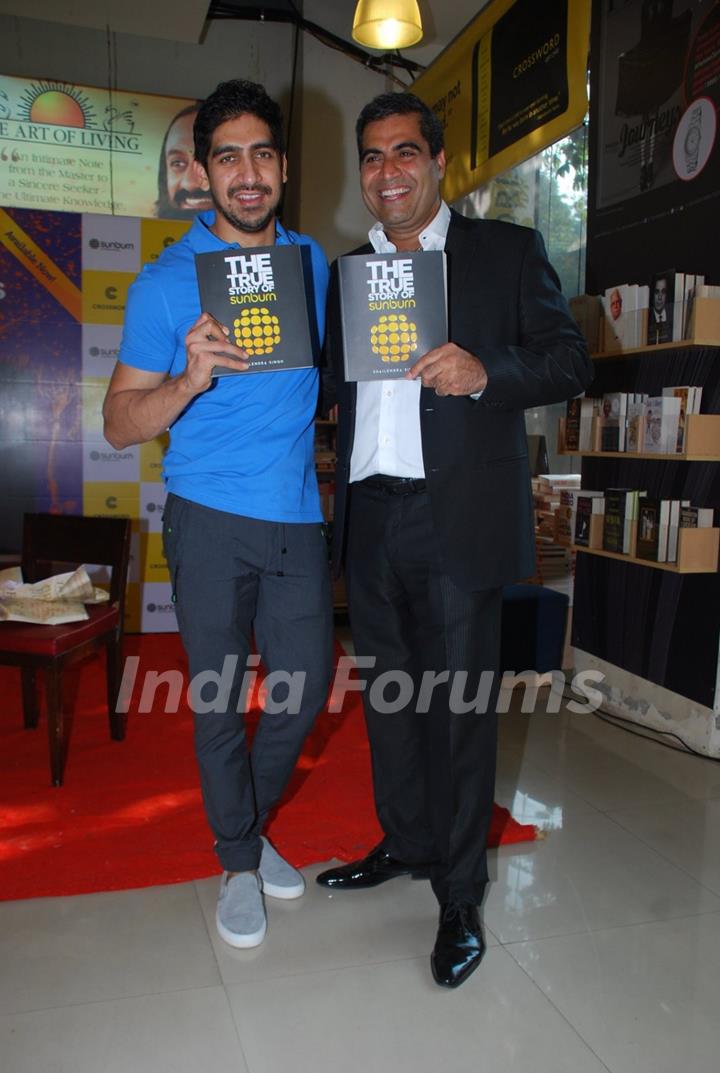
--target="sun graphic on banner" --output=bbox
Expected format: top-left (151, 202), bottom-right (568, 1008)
top-left (17, 81), bottom-right (96, 128)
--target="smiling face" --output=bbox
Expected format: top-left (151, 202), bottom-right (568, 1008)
top-left (201, 113), bottom-right (287, 246)
top-left (160, 111), bottom-right (213, 219)
top-left (359, 112), bottom-right (446, 250)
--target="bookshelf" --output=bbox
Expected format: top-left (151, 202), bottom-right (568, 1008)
top-left (590, 299), bottom-right (720, 359)
top-left (567, 339), bottom-right (720, 754)
top-left (573, 525), bottom-right (719, 574)
top-left (558, 414), bottom-right (720, 461)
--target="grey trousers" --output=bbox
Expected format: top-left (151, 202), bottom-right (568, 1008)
top-left (162, 493), bottom-right (333, 872)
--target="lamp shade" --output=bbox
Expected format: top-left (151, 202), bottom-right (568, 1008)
top-left (352, 0), bottom-right (423, 50)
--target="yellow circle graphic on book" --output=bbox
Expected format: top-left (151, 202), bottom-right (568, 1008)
top-left (233, 308), bottom-right (281, 355)
top-left (370, 313), bottom-right (418, 363)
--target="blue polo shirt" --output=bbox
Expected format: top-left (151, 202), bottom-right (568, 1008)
top-left (118, 211), bottom-right (328, 523)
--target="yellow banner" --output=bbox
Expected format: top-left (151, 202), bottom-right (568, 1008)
top-left (0, 206), bottom-right (83, 320)
top-left (412, 0), bottom-right (591, 202)
top-left (0, 75), bottom-right (199, 219)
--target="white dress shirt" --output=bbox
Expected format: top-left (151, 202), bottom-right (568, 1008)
top-left (349, 201), bottom-right (452, 483)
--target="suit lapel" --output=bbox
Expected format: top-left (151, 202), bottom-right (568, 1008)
top-left (445, 212), bottom-right (481, 333)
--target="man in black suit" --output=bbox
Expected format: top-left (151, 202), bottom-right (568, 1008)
top-left (317, 93), bottom-right (593, 988)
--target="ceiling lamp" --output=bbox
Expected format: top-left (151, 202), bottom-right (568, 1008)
top-left (352, 0), bottom-right (423, 50)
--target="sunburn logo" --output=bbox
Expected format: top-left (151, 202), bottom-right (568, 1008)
top-left (89, 238), bottom-right (135, 250)
top-left (90, 449), bottom-right (133, 462)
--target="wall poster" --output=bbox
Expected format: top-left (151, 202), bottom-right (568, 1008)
top-left (412, 0), bottom-right (591, 202)
top-left (587, 0), bottom-right (720, 291)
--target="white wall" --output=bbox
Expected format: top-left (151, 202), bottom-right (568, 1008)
top-left (0, 7), bottom-right (395, 258)
top-left (0, 13), bottom-right (293, 101)
top-left (299, 1), bottom-right (390, 259)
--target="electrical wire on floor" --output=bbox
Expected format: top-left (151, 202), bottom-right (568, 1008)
top-left (560, 683), bottom-right (719, 762)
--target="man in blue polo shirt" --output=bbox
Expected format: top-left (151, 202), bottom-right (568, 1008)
top-left (103, 80), bottom-right (332, 950)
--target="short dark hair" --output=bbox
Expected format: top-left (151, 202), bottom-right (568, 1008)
top-left (356, 92), bottom-right (444, 160)
top-left (156, 101), bottom-right (202, 217)
top-left (193, 79), bottom-right (286, 169)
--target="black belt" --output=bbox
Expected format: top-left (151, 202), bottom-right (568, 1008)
top-left (358, 475), bottom-right (427, 496)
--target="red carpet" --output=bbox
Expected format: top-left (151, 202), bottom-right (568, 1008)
top-left (0, 635), bottom-right (537, 902)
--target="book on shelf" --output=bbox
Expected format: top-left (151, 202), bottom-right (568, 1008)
top-left (681, 275), bottom-right (704, 338)
top-left (337, 250), bottom-right (447, 381)
top-left (647, 270), bottom-right (678, 346)
top-left (634, 499), bottom-right (708, 562)
top-left (559, 488), bottom-right (603, 510)
top-left (194, 244), bottom-right (320, 376)
top-left (535, 473), bottom-right (581, 492)
top-left (574, 494), bottom-right (605, 547)
top-left (600, 419), bottom-right (620, 452)
top-left (563, 396), bottom-right (600, 453)
top-left (680, 506), bottom-right (715, 528)
top-left (635, 285), bottom-right (649, 346)
top-left (662, 385), bottom-right (703, 452)
top-left (602, 392), bottom-right (628, 451)
top-left (557, 489), bottom-right (603, 545)
top-left (602, 285), bottom-right (630, 351)
top-left (569, 294), bottom-right (603, 352)
top-left (602, 284), bottom-right (647, 350)
top-left (602, 488), bottom-right (637, 554)
top-left (625, 490), bottom-right (645, 554)
top-left (564, 396), bottom-right (583, 452)
top-left (667, 499), bottom-right (691, 563)
top-left (626, 395), bottom-right (647, 452)
top-left (636, 497), bottom-right (663, 561)
top-left (642, 395), bottom-right (681, 454)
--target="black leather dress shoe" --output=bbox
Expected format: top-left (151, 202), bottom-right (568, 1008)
top-left (431, 902), bottom-right (486, 988)
top-left (316, 844), bottom-right (430, 889)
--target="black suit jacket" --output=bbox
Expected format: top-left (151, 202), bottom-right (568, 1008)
top-left (325, 210), bottom-right (593, 591)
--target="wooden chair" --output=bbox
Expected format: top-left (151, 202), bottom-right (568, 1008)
top-left (0, 513), bottom-right (131, 785)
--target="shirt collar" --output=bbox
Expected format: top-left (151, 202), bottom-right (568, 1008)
top-left (187, 210), bottom-right (291, 251)
top-left (368, 200), bottom-right (451, 253)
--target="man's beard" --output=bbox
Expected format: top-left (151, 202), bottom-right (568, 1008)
top-left (214, 183), bottom-right (280, 234)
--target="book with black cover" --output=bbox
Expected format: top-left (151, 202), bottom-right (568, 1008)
top-left (636, 498), bottom-right (662, 561)
top-left (647, 270), bottom-right (676, 346)
top-left (574, 494), bottom-right (604, 547)
top-left (564, 397), bottom-right (584, 452)
top-left (195, 244), bottom-right (319, 376)
top-left (603, 488), bottom-right (632, 553)
top-left (337, 250), bottom-right (447, 381)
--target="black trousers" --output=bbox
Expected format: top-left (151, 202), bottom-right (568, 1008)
top-left (346, 482), bottom-right (502, 905)
top-left (163, 494), bottom-right (333, 873)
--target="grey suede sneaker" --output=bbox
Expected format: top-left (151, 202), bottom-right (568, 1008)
top-left (216, 871), bottom-right (267, 949)
top-left (259, 836), bottom-right (305, 900)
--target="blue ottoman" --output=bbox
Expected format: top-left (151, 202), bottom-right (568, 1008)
top-left (500, 584), bottom-right (569, 674)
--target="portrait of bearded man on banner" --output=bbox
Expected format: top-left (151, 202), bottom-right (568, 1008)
top-left (155, 102), bottom-right (214, 219)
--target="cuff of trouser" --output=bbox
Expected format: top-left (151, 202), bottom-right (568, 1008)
top-left (430, 876), bottom-right (487, 906)
top-left (215, 835), bottom-right (262, 873)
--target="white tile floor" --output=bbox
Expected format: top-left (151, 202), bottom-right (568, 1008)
top-left (2, 689), bottom-right (720, 1073)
